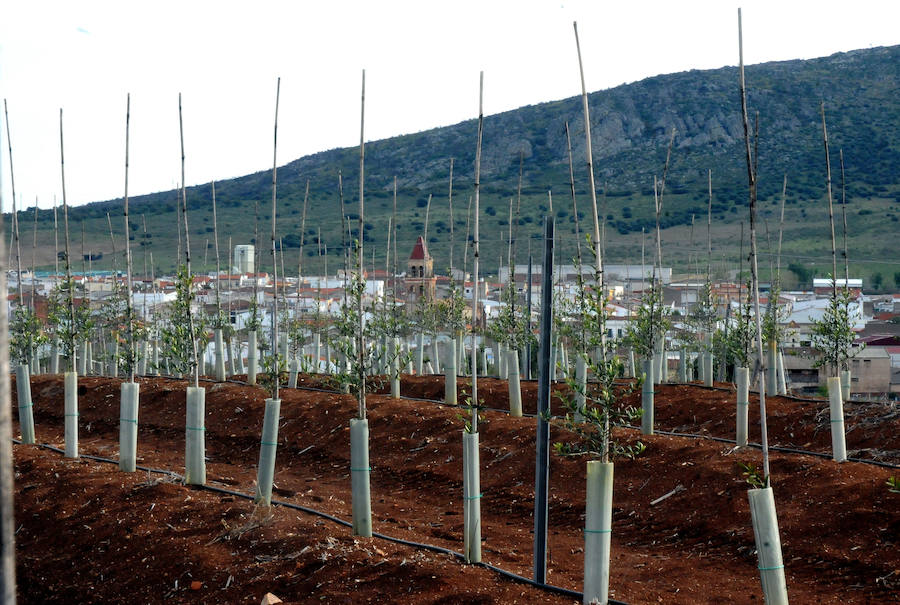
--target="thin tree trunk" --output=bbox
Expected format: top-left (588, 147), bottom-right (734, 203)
top-left (470, 72), bottom-right (484, 433)
top-left (178, 94), bottom-right (199, 388)
top-left (61, 109), bottom-right (76, 372)
top-left (270, 77), bottom-right (281, 400)
top-left (448, 160), bottom-right (455, 277)
top-left (357, 70), bottom-right (367, 420)
top-left (738, 8), bottom-right (771, 482)
top-left (123, 94), bottom-right (136, 383)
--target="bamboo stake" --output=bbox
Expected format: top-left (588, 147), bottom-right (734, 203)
top-left (839, 149), bottom-right (849, 284)
top-left (392, 176), bottom-right (399, 326)
top-left (470, 72), bottom-right (484, 433)
top-left (213, 182), bottom-right (222, 320)
top-left (656, 128), bottom-right (676, 277)
top-left (60, 109), bottom-right (76, 373)
top-left (573, 22), bottom-right (603, 292)
top-left (565, 121), bottom-right (587, 353)
top-left (297, 179), bottom-right (310, 287)
top-left (122, 94), bottom-right (136, 382)
top-left (270, 77), bottom-right (281, 400)
top-left (106, 212), bottom-right (118, 275)
top-left (12, 197), bottom-right (22, 307)
top-left (448, 159), bottom-right (455, 276)
top-left (53, 199), bottom-right (59, 285)
top-left (512, 151), bottom-right (524, 286)
top-left (4, 100), bottom-right (20, 308)
top-left (423, 193), bottom-right (432, 244)
top-left (338, 172), bottom-right (348, 300)
top-left (822, 102), bottom-right (838, 301)
top-left (463, 195), bottom-right (472, 275)
top-left (178, 94), bottom-right (199, 388)
top-left (707, 170), bottom-right (713, 285)
top-left (0, 100), bottom-right (14, 605)
top-left (30, 203), bottom-right (37, 309)
top-left (738, 8), bottom-right (771, 482)
top-left (357, 69), bottom-right (366, 420)
top-left (776, 175), bottom-right (787, 286)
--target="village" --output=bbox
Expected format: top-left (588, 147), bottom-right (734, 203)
top-left (8, 236), bottom-right (898, 400)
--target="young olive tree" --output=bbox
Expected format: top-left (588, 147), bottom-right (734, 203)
top-left (160, 266), bottom-right (205, 377)
top-left (810, 285), bottom-right (859, 377)
top-left (556, 282), bottom-right (645, 463)
top-left (625, 284), bottom-right (672, 364)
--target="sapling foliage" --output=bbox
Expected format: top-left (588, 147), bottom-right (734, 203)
top-left (9, 304), bottom-right (45, 367)
top-left (556, 280), bottom-right (645, 463)
top-left (160, 266), bottom-right (205, 377)
top-left (625, 284), bottom-right (672, 361)
top-left (810, 284), bottom-right (860, 376)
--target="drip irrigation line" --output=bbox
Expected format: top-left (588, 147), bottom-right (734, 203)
top-left (11, 438), bottom-right (617, 604)
top-left (624, 426), bottom-right (900, 470)
top-left (143, 373), bottom-right (899, 468)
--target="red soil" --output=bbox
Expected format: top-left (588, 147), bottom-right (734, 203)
top-left (10, 373), bottom-right (900, 604)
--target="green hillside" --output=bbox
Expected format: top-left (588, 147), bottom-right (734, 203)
top-left (15, 45), bottom-right (900, 290)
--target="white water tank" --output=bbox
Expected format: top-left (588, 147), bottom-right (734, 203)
top-left (235, 245), bottom-right (254, 274)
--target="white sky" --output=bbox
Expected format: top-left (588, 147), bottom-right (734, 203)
top-left (1, 0), bottom-right (898, 209)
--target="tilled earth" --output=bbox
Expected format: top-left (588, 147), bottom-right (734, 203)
top-left (10, 372), bottom-right (900, 604)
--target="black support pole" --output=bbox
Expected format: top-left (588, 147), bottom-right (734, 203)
top-left (525, 253), bottom-right (533, 380)
top-left (533, 216), bottom-right (554, 584)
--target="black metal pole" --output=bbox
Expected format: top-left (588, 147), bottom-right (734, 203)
top-left (533, 216), bottom-right (554, 584)
top-left (525, 252), bottom-right (533, 380)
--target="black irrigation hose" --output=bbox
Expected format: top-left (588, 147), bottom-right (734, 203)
top-left (11, 437), bottom-right (617, 604)
top-left (147, 372), bottom-right (900, 469)
top-left (626, 426), bottom-right (900, 470)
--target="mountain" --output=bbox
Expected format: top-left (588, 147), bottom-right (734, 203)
top-left (23, 45), bottom-right (900, 290)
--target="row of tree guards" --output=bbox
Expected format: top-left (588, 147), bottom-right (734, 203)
top-left (6, 12), bottom-right (867, 605)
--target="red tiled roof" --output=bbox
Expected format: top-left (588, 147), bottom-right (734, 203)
top-left (409, 236), bottom-right (430, 261)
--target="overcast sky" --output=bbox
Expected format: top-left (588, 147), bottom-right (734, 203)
top-left (1, 0), bottom-right (898, 210)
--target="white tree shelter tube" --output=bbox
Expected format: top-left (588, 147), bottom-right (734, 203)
top-left (214, 328), bottom-right (226, 382)
top-left (152, 339), bottom-right (160, 376)
top-left (77, 341), bottom-right (88, 376)
top-left (507, 349), bottom-right (522, 417)
top-left (777, 351), bottom-right (787, 395)
top-left (137, 340), bottom-right (148, 376)
top-left (15, 365), bottom-right (35, 444)
top-left (247, 330), bottom-right (258, 386)
top-left (107, 341), bottom-right (118, 377)
top-left (445, 340), bottom-right (457, 405)
top-left (118, 381), bottom-right (139, 472)
top-left (584, 460), bottom-right (613, 605)
top-left (828, 376), bottom-right (847, 462)
top-left (463, 430), bottom-right (481, 563)
top-left (704, 352), bottom-right (714, 387)
top-left (185, 386), bottom-right (206, 485)
top-left (391, 337), bottom-right (401, 399)
top-left (350, 418), bottom-right (373, 537)
top-left (840, 369), bottom-right (850, 402)
top-left (767, 340), bottom-right (778, 396)
top-left (748, 486), bottom-right (789, 605)
top-left (64, 371), bottom-right (78, 458)
top-left (226, 337), bottom-right (236, 376)
top-left (736, 366), bottom-right (750, 447)
top-left (574, 354), bottom-right (587, 423)
top-left (432, 338), bottom-right (441, 375)
top-left (50, 337), bottom-right (60, 374)
top-left (313, 333), bottom-right (321, 372)
top-left (287, 358), bottom-right (299, 389)
top-left (641, 358), bottom-right (654, 436)
top-left (415, 333), bottom-right (424, 375)
top-left (255, 397), bottom-right (281, 506)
